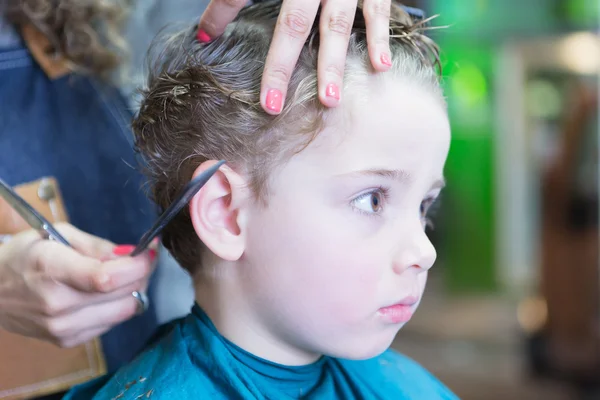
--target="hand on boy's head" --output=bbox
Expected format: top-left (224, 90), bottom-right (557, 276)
top-left (197, 0), bottom-right (392, 114)
top-left (0, 224), bottom-right (155, 348)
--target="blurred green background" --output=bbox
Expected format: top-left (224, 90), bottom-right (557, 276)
top-left (427, 0), bottom-right (598, 292)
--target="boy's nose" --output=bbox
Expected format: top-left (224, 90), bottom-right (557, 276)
top-left (392, 224), bottom-right (437, 274)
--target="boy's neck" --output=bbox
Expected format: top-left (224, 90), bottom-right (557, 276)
top-left (193, 262), bottom-right (322, 366)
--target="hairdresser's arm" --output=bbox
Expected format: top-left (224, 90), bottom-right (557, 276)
top-left (197, 0), bottom-right (392, 114)
top-left (0, 224), bottom-right (154, 347)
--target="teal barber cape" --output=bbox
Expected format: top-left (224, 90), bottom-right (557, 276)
top-left (64, 305), bottom-right (458, 399)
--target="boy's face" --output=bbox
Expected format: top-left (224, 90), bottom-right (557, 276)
top-left (240, 78), bottom-right (450, 362)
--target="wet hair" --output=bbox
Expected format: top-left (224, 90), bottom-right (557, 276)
top-left (132, 0), bottom-right (443, 274)
top-left (3, 0), bottom-right (129, 75)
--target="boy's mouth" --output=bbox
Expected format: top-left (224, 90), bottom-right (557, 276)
top-left (377, 296), bottom-right (419, 324)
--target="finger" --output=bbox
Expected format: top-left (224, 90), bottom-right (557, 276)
top-left (54, 223), bottom-right (115, 259)
top-left (148, 238), bottom-right (160, 268)
top-left (31, 240), bottom-right (152, 293)
top-left (362, 0), bottom-right (392, 71)
top-left (99, 255), bottom-right (154, 292)
top-left (317, 0), bottom-right (357, 107)
top-left (261, 0), bottom-right (320, 114)
top-left (0, 277), bottom-right (147, 341)
top-left (197, 0), bottom-right (248, 42)
top-left (59, 325), bottom-right (109, 348)
top-left (43, 293), bottom-right (139, 346)
top-left (29, 240), bottom-right (105, 292)
top-left (36, 278), bottom-right (147, 318)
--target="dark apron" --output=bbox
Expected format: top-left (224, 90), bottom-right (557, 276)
top-left (0, 37), bottom-right (158, 398)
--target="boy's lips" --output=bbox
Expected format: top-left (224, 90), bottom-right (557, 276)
top-left (377, 296), bottom-right (419, 324)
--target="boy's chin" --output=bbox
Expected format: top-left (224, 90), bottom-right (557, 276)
top-left (322, 329), bottom-right (401, 361)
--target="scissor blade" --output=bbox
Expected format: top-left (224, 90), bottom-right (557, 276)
top-left (130, 160), bottom-right (226, 257)
top-left (0, 178), bottom-right (71, 246)
top-left (0, 178), bottom-right (47, 231)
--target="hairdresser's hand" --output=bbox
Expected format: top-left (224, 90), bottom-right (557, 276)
top-left (0, 224), bottom-right (156, 348)
top-left (198, 0), bottom-right (392, 114)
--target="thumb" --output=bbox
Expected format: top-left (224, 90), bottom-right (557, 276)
top-left (54, 223), bottom-right (116, 260)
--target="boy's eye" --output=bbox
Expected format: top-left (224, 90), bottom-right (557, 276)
top-left (352, 189), bottom-right (386, 214)
top-left (420, 198), bottom-right (432, 217)
top-left (420, 197), bottom-right (437, 228)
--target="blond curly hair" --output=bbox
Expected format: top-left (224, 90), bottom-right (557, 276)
top-left (3, 0), bottom-right (130, 75)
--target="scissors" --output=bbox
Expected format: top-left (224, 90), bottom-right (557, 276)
top-left (0, 177), bottom-right (71, 246)
top-left (0, 160), bottom-right (226, 255)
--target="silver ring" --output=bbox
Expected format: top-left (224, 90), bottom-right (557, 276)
top-left (132, 291), bottom-right (149, 315)
top-left (38, 229), bottom-right (51, 240)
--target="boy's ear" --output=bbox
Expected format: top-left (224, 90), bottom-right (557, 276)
top-left (189, 160), bottom-right (248, 261)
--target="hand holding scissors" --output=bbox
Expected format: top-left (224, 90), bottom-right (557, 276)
top-left (0, 161), bottom-right (224, 347)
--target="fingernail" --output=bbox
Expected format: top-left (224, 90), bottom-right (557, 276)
top-left (149, 249), bottom-right (157, 261)
top-left (265, 89), bottom-right (283, 113)
top-left (196, 29), bottom-right (211, 43)
top-left (113, 245), bottom-right (135, 256)
top-left (381, 52), bottom-right (393, 67)
top-left (325, 83), bottom-right (340, 100)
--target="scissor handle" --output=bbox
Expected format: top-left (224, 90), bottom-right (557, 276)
top-left (0, 231), bottom-right (68, 246)
top-left (41, 223), bottom-right (71, 247)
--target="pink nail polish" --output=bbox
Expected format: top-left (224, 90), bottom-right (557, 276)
top-left (265, 89), bottom-right (283, 113)
top-left (149, 249), bottom-right (157, 261)
top-left (113, 245), bottom-right (135, 256)
top-left (381, 53), bottom-right (393, 67)
top-left (196, 29), bottom-right (211, 43)
top-left (325, 83), bottom-right (340, 100)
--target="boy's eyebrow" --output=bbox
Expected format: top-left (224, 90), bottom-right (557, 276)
top-left (336, 168), bottom-right (446, 190)
top-left (337, 168), bottom-right (414, 183)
